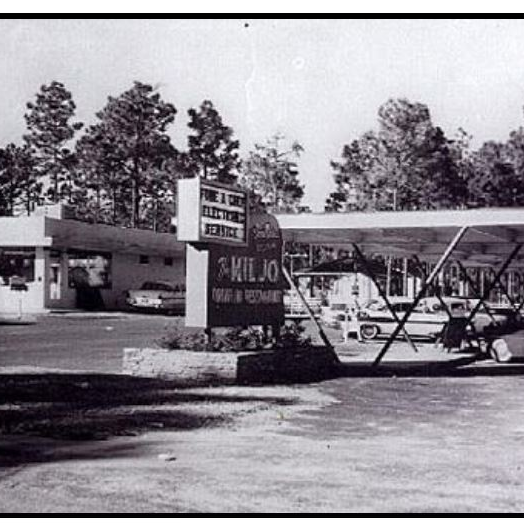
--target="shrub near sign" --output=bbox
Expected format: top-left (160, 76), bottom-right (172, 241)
top-left (206, 213), bottom-right (285, 326)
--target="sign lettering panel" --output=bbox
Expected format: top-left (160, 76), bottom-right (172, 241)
top-left (206, 213), bottom-right (285, 326)
top-left (177, 178), bottom-right (248, 246)
top-left (200, 184), bottom-right (247, 244)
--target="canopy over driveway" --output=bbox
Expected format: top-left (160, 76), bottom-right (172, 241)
top-left (275, 207), bottom-right (524, 365)
top-left (276, 207), bottom-right (524, 267)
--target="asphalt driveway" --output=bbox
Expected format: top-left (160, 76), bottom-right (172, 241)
top-left (0, 313), bottom-right (178, 373)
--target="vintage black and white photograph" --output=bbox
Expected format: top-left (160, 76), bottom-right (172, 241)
top-left (2, 17), bottom-right (524, 514)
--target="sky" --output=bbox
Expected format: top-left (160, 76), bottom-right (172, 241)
top-left (2, 18), bottom-right (524, 210)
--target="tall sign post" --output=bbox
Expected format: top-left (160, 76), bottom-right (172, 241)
top-left (177, 178), bottom-right (285, 331)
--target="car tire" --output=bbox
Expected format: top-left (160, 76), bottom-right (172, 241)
top-left (360, 324), bottom-right (379, 340)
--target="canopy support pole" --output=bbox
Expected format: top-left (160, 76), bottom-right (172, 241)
top-left (352, 244), bottom-right (419, 353)
top-left (490, 271), bottom-right (523, 315)
top-left (463, 244), bottom-right (522, 329)
top-left (372, 226), bottom-right (469, 367)
top-left (457, 261), bottom-right (498, 324)
top-left (411, 255), bottom-right (478, 350)
top-left (412, 255), bottom-right (454, 320)
top-left (282, 266), bottom-right (334, 351)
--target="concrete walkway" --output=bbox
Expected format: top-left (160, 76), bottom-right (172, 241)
top-left (0, 313), bottom-right (38, 325)
top-left (332, 339), bottom-right (479, 376)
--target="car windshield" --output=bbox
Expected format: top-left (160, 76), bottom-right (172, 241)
top-left (367, 300), bottom-right (412, 312)
top-left (140, 282), bottom-right (174, 292)
top-left (428, 301), bottom-right (468, 312)
top-left (449, 302), bottom-right (467, 312)
top-left (364, 300), bottom-right (382, 311)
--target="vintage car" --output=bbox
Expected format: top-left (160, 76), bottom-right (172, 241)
top-left (126, 281), bottom-right (186, 314)
top-left (357, 297), bottom-right (448, 340)
top-left (485, 302), bottom-right (522, 332)
top-left (419, 297), bottom-right (513, 335)
top-left (487, 329), bottom-right (524, 362)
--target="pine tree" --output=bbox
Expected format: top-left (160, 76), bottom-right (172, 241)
top-left (24, 81), bottom-right (83, 203)
top-left (0, 144), bottom-right (40, 216)
top-left (241, 134), bottom-right (304, 213)
top-left (326, 98), bottom-right (468, 212)
top-left (326, 132), bottom-right (378, 212)
top-left (468, 141), bottom-right (519, 207)
top-left (76, 82), bottom-right (178, 228)
top-left (187, 100), bottom-right (241, 184)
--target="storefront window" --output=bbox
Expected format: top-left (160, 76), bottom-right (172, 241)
top-left (68, 250), bottom-right (112, 289)
top-left (0, 247), bottom-right (35, 285)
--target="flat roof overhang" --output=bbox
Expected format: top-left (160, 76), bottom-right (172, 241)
top-left (0, 216), bottom-right (186, 257)
top-left (276, 207), bottom-right (524, 267)
top-left (44, 217), bottom-right (185, 257)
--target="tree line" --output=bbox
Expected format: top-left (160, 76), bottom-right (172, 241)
top-left (325, 98), bottom-right (524, 212)
top-left (3, 84), bottom-right (524, 229)
top-left (0, 81), bottom-right (305, 231)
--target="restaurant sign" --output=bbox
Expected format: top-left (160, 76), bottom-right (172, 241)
top-left (178, 179), bottom-right (285, 328)
top-left (204, 213), bottom-right (285, 326)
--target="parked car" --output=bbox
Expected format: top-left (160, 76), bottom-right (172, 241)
top-left (485, 302), bottom-right (522, 332)
top-left (419, 297), bottom-right (512, 335)
top-left (126, 281), bottom-right (186, 314)
top-left (357, 297), bottom-right (448, 340)
top-left (488, 329), bottom-right (524, 362)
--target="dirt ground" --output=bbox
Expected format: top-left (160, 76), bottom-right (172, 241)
top-left (2, 369), bottom-right (524, 513)
top-left (2, 314), bottom-right (524, 512)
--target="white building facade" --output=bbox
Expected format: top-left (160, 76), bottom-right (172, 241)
top-left (0, 211), bottom-right (185, 314)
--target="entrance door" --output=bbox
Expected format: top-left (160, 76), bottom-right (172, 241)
top-left (49, 263), bottom-right (61, 301)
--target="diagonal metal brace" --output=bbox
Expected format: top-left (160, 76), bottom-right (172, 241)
top-left (410, 255), bottom-right (480, 351)
top-left (457, 262), bottom-right (498, 325)
top-left (464, 244), bottom-right (523, 330)
top-left (352, 244), bottom-right (419, 353)
top-left (490, 271), bottom-right (522, 315)
top-left (412, 255), bottom-right (454, 320)
top-left (282, 265), bottom-right (334, 351)
top-left (373, 226), bottom-right (469, 367)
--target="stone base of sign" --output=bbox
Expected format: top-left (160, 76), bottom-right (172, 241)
top-left (237, 345), bottom-right (338, 385)
top-left (123, 346), bottom-right (338, 385)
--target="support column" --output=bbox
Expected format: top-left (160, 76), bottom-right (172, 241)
top-left (457, 261), bottom-right (498, 325)
top-left (353, 244), bottom-right (419, 353)
top-left (464, 244), bottom-right (522, 328)
top-left (372, 226), bottom-right (469, 367)
top-left (412, 255), bottom-right (453, 320)
top-left (491, 268), bottom-right (522, 314)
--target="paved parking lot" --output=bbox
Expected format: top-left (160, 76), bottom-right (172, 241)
top-left (0, 313), bottom-right (178, 373)
top-left (0, 313), bottom-right (485, 376)
top-left (0, 313), bottom-right (446, 374)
